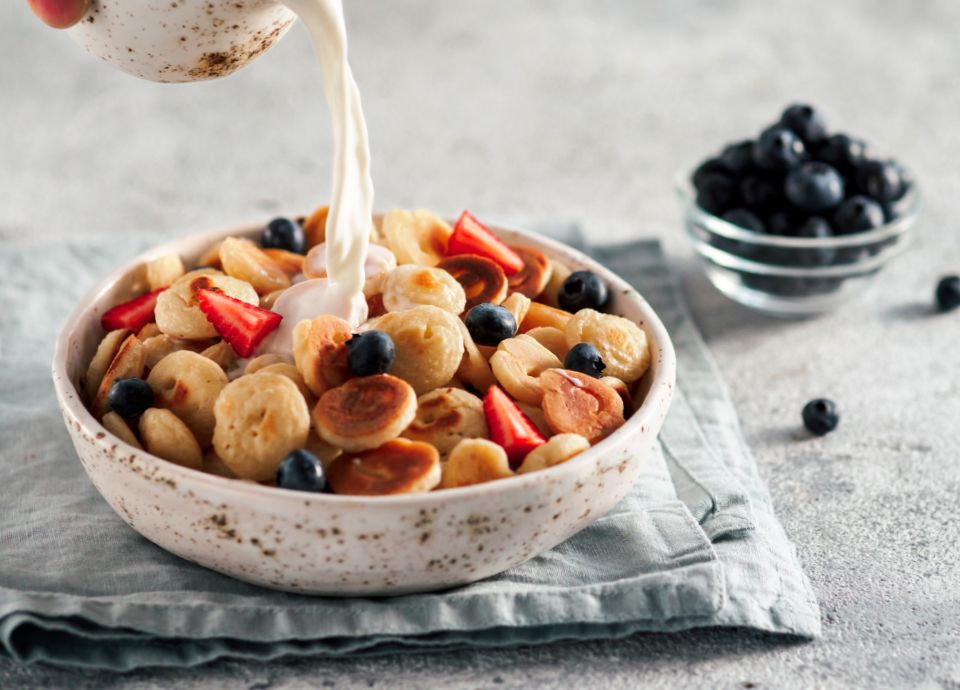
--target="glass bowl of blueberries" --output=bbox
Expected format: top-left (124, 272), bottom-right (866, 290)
top-left (678, 104), bottom-right (919, 317)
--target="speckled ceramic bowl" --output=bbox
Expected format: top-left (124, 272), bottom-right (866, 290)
top-left (52, 219), bottom-right (676, 596)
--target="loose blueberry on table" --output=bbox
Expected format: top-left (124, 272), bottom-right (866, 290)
top-left (935, 276), bottom-right (960, 312)
top-left (802, 399), bottom-right (840, 436)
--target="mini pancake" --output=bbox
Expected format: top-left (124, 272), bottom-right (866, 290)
top-left (539, 368), bottom-right (625, 443)
top-left (437, 254), bottom-right (508, 310)
top-left (507, 245), bottom-right (552, 298)
top-left (327, 439), bottom-right (440, 495)
top-left (312, 374), bottom-right (417, 452)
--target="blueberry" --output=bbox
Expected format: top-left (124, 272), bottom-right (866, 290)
top-left (880, 202), bottom-right (896, 223)
top-left (107, 378), bottom-right (154, 419)
top-left (795, 216), bottom-right (832, 240)
top-left (692, 158), bottom-right (729, 189)
top-left (766, 211), bottom-right (797, 236)
top-left (261, 217), bottom-right (306, 254)
top-left (893, 161), bottom-right (914, 194)
top-left (740, 175), bottom-right (783, 212)
top-left (833, 195), bottom-right (885, 234)
top-left (721, 208), bottom-right (765, 233)
top-left (780, 103), bottom-right (828, 145)
top-left (752, 126), bottom-right (806, 172)
top-left (812, 133), bottom-right (868, 171)
top-left (856, 159), bottom-right (905, 202)
top-left (883, 165), bottom-right (914, 222)
top-left (720, 140), bottom-right (755, 176)
top-left (465, 303), bottom-right (517, 346)
top-left (802, 399), bottom-right (839, 436)
top-left (840, 168), bottom-right (860, 197)
top-left (276, 449), bottom-right (326, 492)
top-left (794, 217), bottom-right (836, 266)
top-left (557, 271), bottom-right (610, 313)
top-left (935, 276), bottom-right (960, 312)
top-left (695, 172), bottom-right (738, 215)
top-left (563, 343), bottom-right (605, 378)
top-left (784, 162), bottom-right (845, 212)
top-left (346, 331), bottom-right (395, 376)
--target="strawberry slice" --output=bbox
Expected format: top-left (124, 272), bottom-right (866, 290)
top-left (446, 211), bottom-right (524, 276)
top-left (196, 288), bottom-right (282, 357)
top-left (100, 289), bottom-right (164, 332)
top-left (483, 385), bottom-right (547, 469)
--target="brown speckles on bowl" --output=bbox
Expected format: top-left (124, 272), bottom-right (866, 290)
top-left (66, 0), bottom-right (297, 84)
top-left (207, 513), bottom-right (241, 542)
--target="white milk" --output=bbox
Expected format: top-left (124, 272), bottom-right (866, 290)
top-left (261, 0), bottom-right (375, 352)
top-left (284, 0), bottom-right (373, 298)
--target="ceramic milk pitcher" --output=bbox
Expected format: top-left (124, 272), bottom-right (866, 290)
top-left (66, 0), bottom-right (298, 82)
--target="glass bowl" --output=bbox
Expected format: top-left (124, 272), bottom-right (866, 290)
top-left (676, 174), bottom-right (920, 317)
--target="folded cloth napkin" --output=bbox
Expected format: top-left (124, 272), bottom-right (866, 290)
top-left (0, 227), bottom-right (820, 671)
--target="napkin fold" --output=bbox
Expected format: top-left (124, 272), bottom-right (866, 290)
top-left (0, 227), bottom-right (820, 671)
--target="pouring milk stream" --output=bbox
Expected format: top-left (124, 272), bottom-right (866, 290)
top-left (68, 0), bottom-right (376, 352)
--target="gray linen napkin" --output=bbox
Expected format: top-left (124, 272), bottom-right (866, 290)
top-left (0, 229), bottom-right (820, 671)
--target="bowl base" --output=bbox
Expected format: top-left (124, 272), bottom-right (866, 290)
top-left (705, 265), bottom-right (859, 317)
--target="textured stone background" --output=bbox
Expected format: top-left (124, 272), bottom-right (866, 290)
top-left (3, 0), bottom-right (960, 688)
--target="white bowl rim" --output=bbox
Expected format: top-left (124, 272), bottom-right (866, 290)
top-left (52, 218), bottom-right (676, 507)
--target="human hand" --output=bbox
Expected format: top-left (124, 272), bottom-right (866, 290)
top-left (28, 0), bottom-right (91, 29)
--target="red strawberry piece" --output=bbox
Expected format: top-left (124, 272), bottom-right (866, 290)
top-left (196, 288), bottom-right (282, 358)
top-left (483, 385), bottom-right (546, 469)
top-left (446, 210), bottom-right (524, 276)
top-left (100, 289), bottom-right (164, 332)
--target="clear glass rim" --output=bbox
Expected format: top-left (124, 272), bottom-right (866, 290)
top-left (687, 231), bottom-right (915, 277)
top-left (675, 170), bottom-right (921, 249)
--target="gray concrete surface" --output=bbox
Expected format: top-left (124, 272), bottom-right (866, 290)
top-left (3, 0), bottom-right (960, 687)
